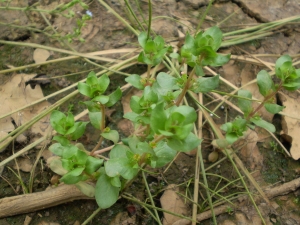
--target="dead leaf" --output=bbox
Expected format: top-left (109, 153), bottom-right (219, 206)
top-left (13, 158), bottom-right (33, 172)
top-left (278, 92), bottom-right (300, 160)
top-left (160, 184), bottom-right (189, 225)
top-left (117, 119), bottom-right (134, 136)
top-left (239, 129), bottom-right (263, 170)
top-left (33, 48), bottom-right (50, 64)
top-left (0, 74), bottom-right (51, 152)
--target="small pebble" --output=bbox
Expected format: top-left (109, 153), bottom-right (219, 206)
top-left (210, 113), bottom-right (213, 117)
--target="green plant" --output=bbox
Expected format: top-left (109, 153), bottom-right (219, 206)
top-left (48, 26), bottom-right (300, 216)
top-left (220, 55), bottom-right (299, 145)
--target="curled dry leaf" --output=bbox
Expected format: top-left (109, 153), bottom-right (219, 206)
top-left (278, 92), bottom-right (300, 160)
top-left (160, 184), bottom-right (189, 225)
top-left (33, 48), bottom-right (50, 64)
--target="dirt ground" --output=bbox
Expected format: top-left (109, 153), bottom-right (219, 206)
top-left (1, 0), bottom-right (300, 224)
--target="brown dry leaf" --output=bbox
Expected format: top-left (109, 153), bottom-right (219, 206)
top-left (160, 184), bottom-right (189, 225)
top-left (13, 158), bottom-right (33, 172)
top-left (239, 129), bottom-right (263, 170)
top-left (0, 74), bottom-right (51, 152)
top-left (278, 92), bottom-right (300, 160)
top-left (33, 48), bottom-right (50, 64)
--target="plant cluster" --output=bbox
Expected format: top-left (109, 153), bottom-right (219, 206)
top-left (48, 25), bottom-right (300, 212)
top-left (221, 55), bottom-right (300, 144)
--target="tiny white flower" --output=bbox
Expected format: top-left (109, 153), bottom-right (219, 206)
top-left (86, 10), bottom-right (93, 17)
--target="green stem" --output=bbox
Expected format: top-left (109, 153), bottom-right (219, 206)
top-left (147, 0), bottom-right (152, 39)
top-left (195, 0), bottom-right (214, 33)
top-left (124, 0), bottom-right (146, 32)
top-left (176, 67), bottom-right (196, 106)
top-left (81, 207), bottom-right (102, 225)
top-left (97, 0), bottom-right (139, 36)
top-left (142, 171), bottom-right (162, 225)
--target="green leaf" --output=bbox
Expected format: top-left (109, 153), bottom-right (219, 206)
top-left (171, 105), bottom-right (197, 125)
top-left (76, 149), bottom-right (88, 165)
top-left (49, 157), bottom-right (68, 175)
top-left (53, 136), bottom-right (70, 146)
top-left (85, 156), bottom-right (104, 174)
top-left (275, 55), bottom-right (292, 80)
top-left (138, 31), bottom-right (148, 49)
top-left (130, 96), bottom-right (143, 114)
top-left (154, 35), bottom-right (165, 50)
top-left (101, 130), bottom-right (119, 144)
top-left (137, 51), bottom-right (153, 65)
top-left (98, 74), bottom-right (110, 93)
top-left (257, 70), bottom-right (274, 96)
top-left (283, 78), bottom-right (300, 91)
top-left (66, 112), bottom-right (74, 127)
top-left (110, 176), bottom-right (121, 188)
top-left (60, 167), bottom-right (85, 184)
top-left (151, 141), bottom-right (176, 168)
top-left (50, 110), bottom-right (67, 135)
top-left (92, 95), bottom-right (109, 104)
top-left (105, 158), bottom-right (138, 180)
top-left (62, 144), bottom-right (79, 159)
top-left (225, 132), bottom-right (240, 144)
top-left (195, 64), bottom-right (205, 76)
top-left (78, 82), bottom-right (92, 98)
top-left (250, 117), bottom-right (275, 133)
top-left (144, 40), bottom-right (155, 53)
top-left (70, 122), bottom-right (89, 140)
top-left (110, 144), bottom-right (131, 159)
top-left (95, 174), bottom-right (119, 209)
top-left (125, 74), bottom-right (144, 90)
top-left (89, 111), bottom-right (103, 130)
top-left (86, 72), bottom-right (98, 86)
top-left (150, 102), bottom-right (167, 133)
top-left (156, 72), bottom-right (177, 90)
top-left (183, 33), bottom-right (194, 50)
top-left (75, 181), bottom-right (95, 197)
top-left (203, 26), bottom-right (223, 50)
top-left (264, 103), bottom-right (285, 114)
top-left (238, 90), bottom-right (252, 115)
top-left (49, 143), bottom-right (64, 157)
top-left (167, 132), bottom-right (201, 152)
top-left (193, 75), bottom-right (219, 93)
top-left (105, 87), bottom-right (122, 107)
top-left (206, 53), bottom-right (230, 67)
top-left (143, 86), bottom-right (158, 103)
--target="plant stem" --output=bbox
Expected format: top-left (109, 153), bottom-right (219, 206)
top-left (90, 104), bottom-right (106, 155)
top-left (175, 67), bottom-right (196, 106)
top-left (246, 82), bottom-right (283, 120)
top-left (147, 0), bottom-right (152, 39)
top-left (90, 136), bottom-right (104, 156)
top-left (195, 0), bottom-right (214, 33)
top-left (142, 171), bottom-right (162, 225)
top-left (147, 64), bottom-right (151, 80)
top-left (81, 207), bottom-right (102, 225)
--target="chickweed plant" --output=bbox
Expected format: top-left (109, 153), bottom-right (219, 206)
top-left (49, 26), bottom-right (300, 215)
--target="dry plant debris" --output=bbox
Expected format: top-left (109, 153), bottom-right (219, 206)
top-left (0, 74), bottom-right (51, 152)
